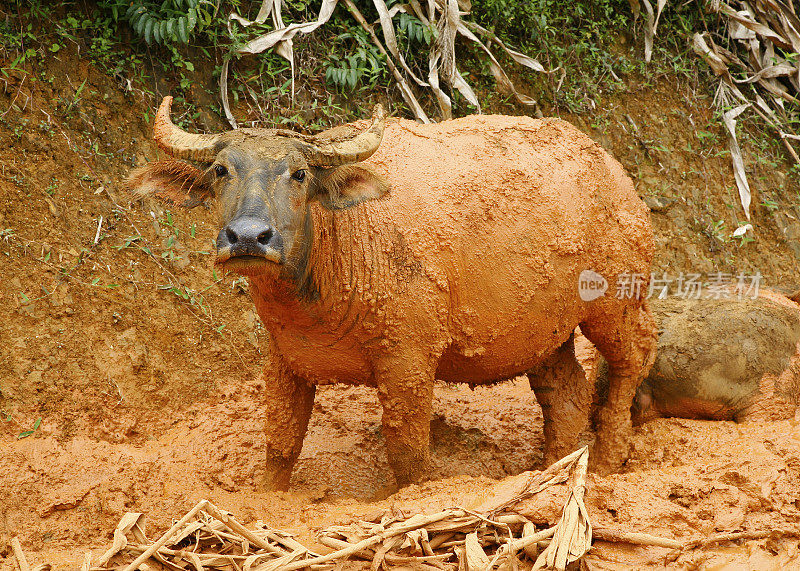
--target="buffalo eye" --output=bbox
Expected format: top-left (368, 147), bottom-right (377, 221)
top-left (213, 164), bottom-right (228, 177)
top-left (291, 169), bottom-right (306, 182)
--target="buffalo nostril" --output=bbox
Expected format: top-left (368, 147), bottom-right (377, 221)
top-left (225, 226), bottom-right (238, 244)
top-left (257, 228), bottom-right (274, 245)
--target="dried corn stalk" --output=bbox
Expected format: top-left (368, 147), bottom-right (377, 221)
top-left (723, 104), bottom-right (753, 219)
top-left (531, 447), bottom-right (591, 571)
top-left (313, 446), bottom-right (592, 571)
top-left (636, 1), bottom-right (800, 217)
top-left (79, 448), bottom-right (607, 571)
top-left (44, 443), bottom-right (698, 571)
top-left (220, 0), bottom-right (547, 125)
top-left (89, 500), bottom-right (321, 571)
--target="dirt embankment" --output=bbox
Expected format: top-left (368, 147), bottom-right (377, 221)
top-left (2, 32), bottom-right (800, 570)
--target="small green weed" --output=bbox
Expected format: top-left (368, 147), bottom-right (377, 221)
top-left (45, 177), bottom-right (58, 196)
top-left (707, 219), bottom-right (727, 244)
top-left (760, 198), bottom-right (779, 212)
top-left (17, 417), bottom-right (41, 439)
top-left (62, 78), bottom-right (88, 116)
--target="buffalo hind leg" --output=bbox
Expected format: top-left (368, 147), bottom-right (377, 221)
top-left (528, 332), bottom-right (594, 467)
top-left (261, 355), bottom-right (316, 491)
top-left (581, 302), bottom-right (656, 474)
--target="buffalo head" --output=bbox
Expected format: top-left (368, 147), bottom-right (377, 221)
top-left (127, 97), bottom-right (388, 276)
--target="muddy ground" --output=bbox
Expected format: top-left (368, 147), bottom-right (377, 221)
top-left (2, 31), bottom-right (800, 570)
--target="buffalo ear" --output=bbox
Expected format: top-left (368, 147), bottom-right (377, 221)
top-left (314, 165), bottom-right (389, 211)
top-left (124, 159), bottom-right (212, 208)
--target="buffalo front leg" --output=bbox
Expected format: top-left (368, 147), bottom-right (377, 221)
top-left (374, 356), bottom-right (436, 487)
top-left (261, 356), bottom-right (316, 491)
top-left (528, 332), bottom-right (593, 467)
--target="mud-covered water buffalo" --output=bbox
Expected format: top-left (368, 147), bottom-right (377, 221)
top-left (587, 289), bottom-right (800, 422)
top-left (128, 97), bottom-right (656, 489)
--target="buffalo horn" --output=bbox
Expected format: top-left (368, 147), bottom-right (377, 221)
top-left (153, 96), bottom-right (223, 162)
top-left (305, 104), bottom-right (386, 167)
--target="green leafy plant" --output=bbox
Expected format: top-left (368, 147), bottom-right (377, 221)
top-left (325, 30), bottom-right (387, 91)
top-left (396, 12), bottom-right (434, 46)
top-left (707, 219), bottom-right (728, 245)
top-left (102, 0), bottom-right (211, 45)
top-left (0, 16), bottom-right (37, 64)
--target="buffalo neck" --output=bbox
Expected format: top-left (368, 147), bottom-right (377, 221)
top-left (248, 201), bottom-right (396, 334)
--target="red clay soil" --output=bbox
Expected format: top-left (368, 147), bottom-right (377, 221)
top-left (2, 43), bottom-right (800, 570)
top-left (2, 380), bottom-right (800, 569)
